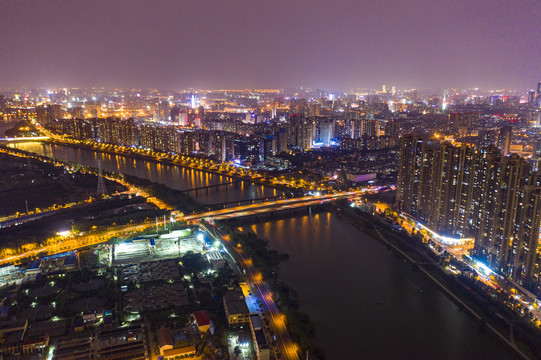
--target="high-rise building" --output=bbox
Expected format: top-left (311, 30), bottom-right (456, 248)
top-left (397, 136), bottom-right (541, 289)
top-left (277, 128), bottom-right (288, 153)
top-left (286, 114), bottom-right (314, 150)
top-left (170, 106), bottom-right (180, 124)
top-left (510, 173), bottom-right (541, 289)
top-left (475, 154), bottom-right (529, 273)
top-left (396, 135), bottom-right (425, 217)
top-left (497, 126), bottom-right (512, 156)
top-left (528, 91), bottom-right (537, 107)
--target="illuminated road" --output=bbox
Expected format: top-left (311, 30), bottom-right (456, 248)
top-left (184, 191), bottom-right (367, 221)
top-left (0, 222), bottom-right (155, 266)
top-left (204, 223), bottom-right (299, 360)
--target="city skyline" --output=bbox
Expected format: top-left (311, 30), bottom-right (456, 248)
top-left (1, 76), bottom-right (541, 360)
top-left (1, 0), bottom-right (539, 90)
top-left (2, 1), bottom-right (541, 359)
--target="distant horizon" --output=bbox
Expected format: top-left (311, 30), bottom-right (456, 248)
top-left (1, 1), bottom-right (539, 91)
top-left (0, 85), bottom-right (537, 94)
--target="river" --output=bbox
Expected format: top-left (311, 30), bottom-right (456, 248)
top-left (10, 141), bottom-right (518, 359)
top-left (8, 141), bottom-right (281, 205)
top-left (247, 212), bottom-right (517, 360)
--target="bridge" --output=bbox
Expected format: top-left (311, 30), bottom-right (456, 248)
top-left (206, 194), bottom-right (286, 209)
top-left (0, 136), bottom-right (50, 142)
top-left (182, 190), bottom-right (365, 221)
top-left (180, 179), bottom-right (244, 195)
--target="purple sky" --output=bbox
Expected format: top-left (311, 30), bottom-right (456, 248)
top-left (0, 0), bottom-right (539, 90)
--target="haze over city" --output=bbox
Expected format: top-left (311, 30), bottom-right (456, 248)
top-left (2, 1), bottom-right (541, 360)
top-left (1, 0), bottom-right (539, 90)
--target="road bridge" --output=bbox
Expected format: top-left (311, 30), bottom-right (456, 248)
top-left (0, 136), bottom-right (50, 142)
top-left (206, 194), bottom-right (286, 209)
top-left (183, 190), bottom-right (365, 221)
top-left (180, 179), bottom-right (244, 195)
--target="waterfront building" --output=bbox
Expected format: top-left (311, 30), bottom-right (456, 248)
top-left (510, 173), bottom-right (541, 290)
top-left (397, 136), bottom-right (541, 292)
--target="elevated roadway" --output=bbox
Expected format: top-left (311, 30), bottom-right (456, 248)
top-left (183, 190), bottom-right (366, 221)
top-left (0, 136), bottom-right (50, 142)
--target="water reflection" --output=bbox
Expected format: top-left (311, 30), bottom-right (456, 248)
top-left (250, 212), bottom-right (517, 360)
top-left (9, 142), bottom-right (282, 204)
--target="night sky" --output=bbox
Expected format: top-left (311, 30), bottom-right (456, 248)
top-left (0, 0), bottom-right (539, 90)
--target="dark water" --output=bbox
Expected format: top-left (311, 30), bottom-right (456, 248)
top-left (248, 212), bottom-right (518, 360)
top-left (8, 142), bottom-right (281, 205)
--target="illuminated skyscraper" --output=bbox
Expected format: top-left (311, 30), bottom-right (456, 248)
top-left (286, 114), bottom-right (314, 150)
top-left (397, 137), bottom-right (533, 275)
top-left (510, 173), bottom-right (541, 289)
top-left (474, 154), bottom-right (529, 273)
top-left (396, 135), bottom-right (425, 217)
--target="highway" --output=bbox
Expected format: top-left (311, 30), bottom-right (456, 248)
top-left (204, 223), bottom-right (299, 360)
top-left (183, 190), bottom-right (367, 221)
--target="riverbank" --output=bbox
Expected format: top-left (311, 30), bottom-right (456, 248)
top-left (0, 148), bottom-right (125, 217)
top-left (335, 201), bottom-right (541, 360)
top-left (223, 225), bottom-right (323, 359)
top-left (44, 139), bottom-right (301, 195)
